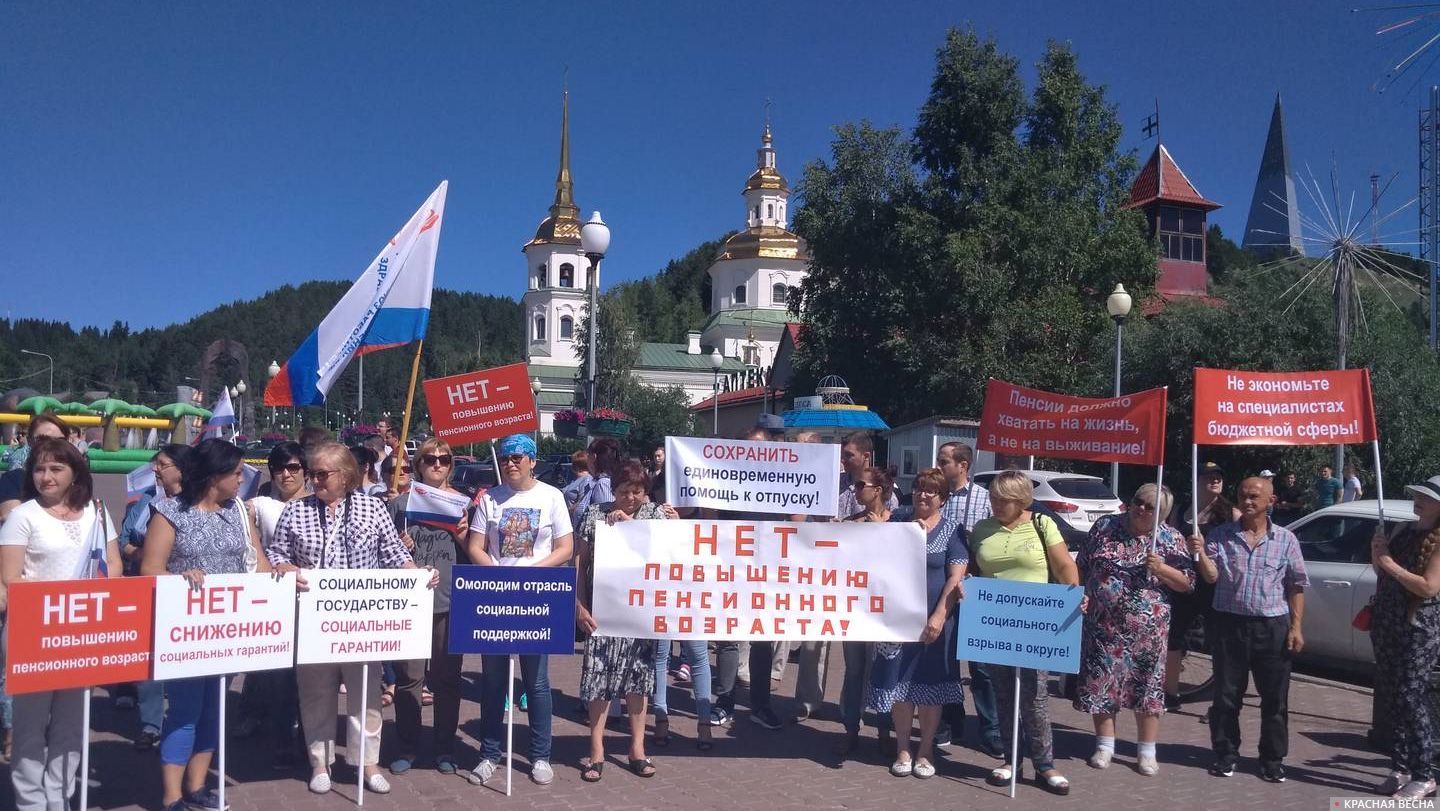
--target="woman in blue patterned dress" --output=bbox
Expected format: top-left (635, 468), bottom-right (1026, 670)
top-left (869, 467), bottom-right (967, 780)
top-left (141, 439), bottom-right (267, 811)
top-left (1074, 483), bottom-right (1193, 777)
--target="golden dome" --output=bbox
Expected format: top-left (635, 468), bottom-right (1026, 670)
top-left (717, 226), bottom-right (809, 262)
top-left (744, 167), bottom-right (790, 194)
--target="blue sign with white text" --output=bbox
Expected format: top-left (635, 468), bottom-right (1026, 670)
top-left (448, 565), bottom-right (577, 656)
top-left (956, 577), bottom-right (1083, 674)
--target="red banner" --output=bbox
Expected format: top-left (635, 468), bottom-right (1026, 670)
top-left (976, 379), bottom-right (1167, 466)
top-left (6, 577), bottom-right (156, 694)
top-left (422, 362), bottom-right (539, 446)
top-left (1193, 367), bottom-right (1378, 446)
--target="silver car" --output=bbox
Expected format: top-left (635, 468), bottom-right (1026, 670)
top-left (1288, 499), bottom-right (1417, 668)
top-left (972, 470), bottom-right (1123, 533)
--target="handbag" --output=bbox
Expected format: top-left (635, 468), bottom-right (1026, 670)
top-left (1352, 599), bottom-right (1374, 632)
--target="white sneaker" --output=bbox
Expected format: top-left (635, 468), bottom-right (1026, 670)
top-left (307, 773), bottom-right (332, 794)
top-left (364, 773), bottom-right (391, 794)
top-left (1088, 749), bottom-right (1113, 769)
top-left (531, 759), bottom-right (554, 785)
top-left (465, 759), bottom-right (497, 786)
top-left (1137, 754), bottom-right (1159, 776)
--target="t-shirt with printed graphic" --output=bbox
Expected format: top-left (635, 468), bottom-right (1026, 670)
top-left (471, 480), bottom-right (572, 567)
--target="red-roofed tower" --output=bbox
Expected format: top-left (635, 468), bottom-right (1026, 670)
top-left (1125, 144), bottom-right (1222, 296)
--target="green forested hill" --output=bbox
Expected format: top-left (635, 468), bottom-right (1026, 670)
top-left (0, 282), bottom-right (523, 423)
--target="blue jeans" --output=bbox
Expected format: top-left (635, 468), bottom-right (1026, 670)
top-left (160, 677), bottom-right (222, 766)
top-left (968, 660), bottom-right (1002, 746)
top-left (138, 680), bottom-right (165, 734)
top-left (479, 655), bottom-right (551, 763)
top-left (653, 641), bottom-right (711, 720)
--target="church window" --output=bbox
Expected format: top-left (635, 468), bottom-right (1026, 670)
top-left (771, 282), bottom-right (788, 306)
top-left (1158, 206), bottom-right (1204, 263)
top-left (743, 344), bottom-right (761, 366)
top-left (534, 315), bottom-right (547, 341)
top-left (559, 263), bottom-right (574, 288)
top-left (753, 205), bottom-right (760, 222)
top-left (733, 284), bottom-right (747, 305)
top-left (534, 266), bottom-right (546, 289)
top-left (560, 315), bottom-right (573, 339)
top-left (766, 203), bottom-right (774, 220)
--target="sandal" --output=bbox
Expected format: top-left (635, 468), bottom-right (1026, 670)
top-left (697, 722), bottom-right (714, 751)
top-left (628, 757), bottom-right (657, 778)
top-left (652, 715), bottom-right (670, 747)
top-left (581, 761), bottom-right (604, 783)
top-left (987, 765), bottom-right (1018, 787)
top-left (1036, 771), bottom-right (1070, 796)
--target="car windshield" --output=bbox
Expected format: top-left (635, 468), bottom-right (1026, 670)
top-left (1048, 478), bottom-right (1116, 501)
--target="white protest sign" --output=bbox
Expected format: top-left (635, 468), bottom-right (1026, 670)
top-left (152, 573), bottom-right (298, 680)
top-left (593, 519), bottom-right (926, 641)
top-left (665, 436), bottom-right (840, 517)
top-left (295, 569), bottom-right (433, 664)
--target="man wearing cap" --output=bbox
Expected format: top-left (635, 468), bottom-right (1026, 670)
top-left (1190, 476), bottom-right (1308, 784)
top-left (1165, 461), bottom-right (1240, 709)
top-left (465, 434), bottom-right (573, 788)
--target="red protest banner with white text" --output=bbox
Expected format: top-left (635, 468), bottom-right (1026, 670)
top-left (592, 520), bottom-right (927, 641)
top-left (1193, 368), bottom-right (1378, 446)
top-left (152, 573), bottom-right (298, 680)
top-left (422, 362), bottom-right (539, 446)
top-left (976, 379), bottom-right (1167, 465)
top-left (6, 577), bottom-right (156, 694)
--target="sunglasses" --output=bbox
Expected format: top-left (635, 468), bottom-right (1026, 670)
top-left (395, 466), bottom-right (412, 475)
top-left (1130, 500), bottom-right (1156, 512)
top-left (500, 454), bottom-right (528, 466)
top-left (914, 489), bottom-right (942, 499)
top-left (311, 469), bottom-right (340, 482)
top-left (421, 454), bottom-right (453, 467)
top-left (272, 462), bottom-right (305, 474)
top-left (853, 481), bottom-right (879, 491)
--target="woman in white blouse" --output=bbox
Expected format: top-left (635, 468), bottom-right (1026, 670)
top-left (0, 437), bottom-right (120, 811)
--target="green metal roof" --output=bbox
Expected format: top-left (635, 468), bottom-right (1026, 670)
top-left (700, 307), bottom-right (793, 333)
top-left (536, 390), bottom-right (575, 408)
top-left (634, 342), bottom-right (747, 372)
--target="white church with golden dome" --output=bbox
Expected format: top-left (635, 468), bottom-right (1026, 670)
top-left (525, 95), bottom-right (808, 433)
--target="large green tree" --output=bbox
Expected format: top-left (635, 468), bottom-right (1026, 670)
top-left (792, 30), bottom-right (1155, 423)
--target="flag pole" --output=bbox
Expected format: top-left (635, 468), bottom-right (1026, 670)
top-left (390, 340), bottom-right (425, 493)
top-left (1372, 440), bottom-right (1386, 526)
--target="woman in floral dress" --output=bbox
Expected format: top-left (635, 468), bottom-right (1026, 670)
top-left (1074, 483), bottom-right (1193, 777)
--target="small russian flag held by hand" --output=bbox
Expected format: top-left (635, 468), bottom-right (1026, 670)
top-left (405, 482), bottom-right (470, 534)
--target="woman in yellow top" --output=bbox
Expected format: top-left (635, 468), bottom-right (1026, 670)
top-left (968, 470), bottom-right (1081, 796)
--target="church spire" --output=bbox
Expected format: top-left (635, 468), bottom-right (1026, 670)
top-left (554, 89), bottom-right (574, 209)
top-left (525, 89), bottom-right (582, 248)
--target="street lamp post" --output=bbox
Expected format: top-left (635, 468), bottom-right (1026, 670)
top-left (267, 360), bottom-right (280, 431)
top-left (21, 349), bottom-right (54, 395)
top-left (1105, 284), bottom-right (1134, 496)
top-left (531, 377), bottom-right (543, 444)
top-left (710, 348), bottom-right (724, 436)
top-left (580, 211), bottom-right (611, 412)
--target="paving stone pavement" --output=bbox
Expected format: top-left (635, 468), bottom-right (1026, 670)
top-left (0, 647), bottom-right (1397, 811)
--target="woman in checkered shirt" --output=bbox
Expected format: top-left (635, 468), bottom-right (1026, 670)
top-left (267, 441), bottom-right (436, 796)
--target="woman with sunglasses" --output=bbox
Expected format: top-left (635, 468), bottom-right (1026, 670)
top-left (385, 439), bottom-right (467, 776)
top-left (140, 439), bottom-right (268, 811)
top-left (238, 442), bottom-right (309, 768)
top-left (868, 467), bottom-right (967, 779)
top-left (1073, 483), bottom-right (1193, 777)
top-left (465, 434), bottom-right (573, 788)
top-left (832, 466), bottom-right (894, 758)
top-left (268, 442), bottom-right (431, 796)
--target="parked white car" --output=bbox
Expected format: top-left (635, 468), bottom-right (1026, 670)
top-left (971, 470), bottom-right (1123, 533)
top-left (1288, 499), bottom-right (1417, 669)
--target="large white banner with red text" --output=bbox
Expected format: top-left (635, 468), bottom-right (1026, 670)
top-left (152, 573), bottom-right (298, 680)
top-left (592, 519), bottom-right (927, 641)
top-left (664, 436), bottom-right (841, 517)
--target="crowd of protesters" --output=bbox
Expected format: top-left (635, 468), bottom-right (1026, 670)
top-left (0, 412), bottom-right (1436, 806)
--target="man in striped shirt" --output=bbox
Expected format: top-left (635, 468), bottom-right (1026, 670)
top-left (1191, 476), bottom-right (1308, 784)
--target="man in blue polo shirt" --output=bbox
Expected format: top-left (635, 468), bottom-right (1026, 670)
top-left (1190, 476), bottom-right (1308, 784)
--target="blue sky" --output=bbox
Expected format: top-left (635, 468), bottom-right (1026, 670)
top-left (2, 1), bottom-right (1430, 329)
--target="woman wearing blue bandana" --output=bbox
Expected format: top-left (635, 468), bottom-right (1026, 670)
top-left (464, 434), bottom-right (573, 788)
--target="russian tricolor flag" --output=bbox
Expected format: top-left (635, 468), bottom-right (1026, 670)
top-left (404, 481), bottom-right (471, 534)
top-left (265, 182), bottom-right (448, 407)
top-left (202, 386), bottom-right (236, 440)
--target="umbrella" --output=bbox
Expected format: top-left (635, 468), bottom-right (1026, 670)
top-left (87, 398), bottom-right (136, 417)
top-left (14, 396), bottom-right (63, 415)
